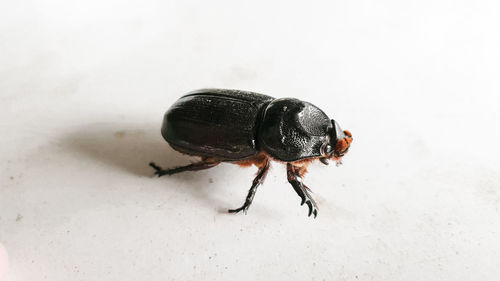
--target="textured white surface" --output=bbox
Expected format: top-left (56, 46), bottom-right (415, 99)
top-left (0, 243), bottom-right (7, 281)
top-left (1, 0), bottom-right (500, 280)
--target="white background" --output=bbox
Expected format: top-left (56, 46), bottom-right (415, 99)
top-left (1, 0), bottom-right (500, 280)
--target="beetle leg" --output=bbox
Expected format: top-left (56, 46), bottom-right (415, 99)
top-left (149, 160), bottom-right (220, 177)
top-left (228, 159), bottom-right (270, 214)
top-left (286, 163), bottom-right (318, 218)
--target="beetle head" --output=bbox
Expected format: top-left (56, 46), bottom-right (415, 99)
top-left (321, 120), bottom-right (353, 165)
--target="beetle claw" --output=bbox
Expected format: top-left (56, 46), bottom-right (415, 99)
top-left (149, 162), bottom-right (171, 177)
top-left (303, 198), bottom-right (318, 218)
top-left (228, 205), bottom-right (249, 214)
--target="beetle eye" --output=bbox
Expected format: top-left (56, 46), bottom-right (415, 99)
top-left (325, 144), bottom-right (332, 153)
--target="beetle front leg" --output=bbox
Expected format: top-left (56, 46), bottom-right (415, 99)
top-left (149, 160), bottom-right (220, 177)
top-left (287, 163), bottom-right (318, 218)
top-left (228, 159), bottom-right (270, 214)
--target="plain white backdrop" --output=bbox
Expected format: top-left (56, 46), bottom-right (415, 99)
top-left (1, 0), bottom-right (500, 280)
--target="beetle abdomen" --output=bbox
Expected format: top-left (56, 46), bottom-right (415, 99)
top-left (162, 89), bottom-right (274, 160)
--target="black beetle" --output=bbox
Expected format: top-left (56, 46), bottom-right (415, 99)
top-left (150, 89), bottom-right (352, 218)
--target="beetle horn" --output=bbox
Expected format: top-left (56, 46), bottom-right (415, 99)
top-left (331, 119), bottom-right (346, 142)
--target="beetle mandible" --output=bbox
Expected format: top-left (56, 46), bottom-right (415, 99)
top-left (149, 89), bottom-right (353, 218)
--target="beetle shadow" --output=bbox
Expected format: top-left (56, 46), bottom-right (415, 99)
top-left (60, 122), bottom-right (232, 210)
top-left (61, 122), bottom-right (190, 176)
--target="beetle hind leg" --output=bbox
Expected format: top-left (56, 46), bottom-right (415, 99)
top-left (228, 158), bottom-right (270, 214)
top-left (149, 158), bottom-right (220, 177)
top-left (287, 163), bottom-right (318, 218)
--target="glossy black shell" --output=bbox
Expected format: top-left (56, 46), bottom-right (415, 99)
top-left (162, 89), bottom-right (274, 160)
top-left (258, 98), bottom-right (332, 161)
top-left (162, 89), bottom-right (334, 162)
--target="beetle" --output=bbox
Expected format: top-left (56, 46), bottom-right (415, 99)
top-left (149, 89), bottom-right (352, 218)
